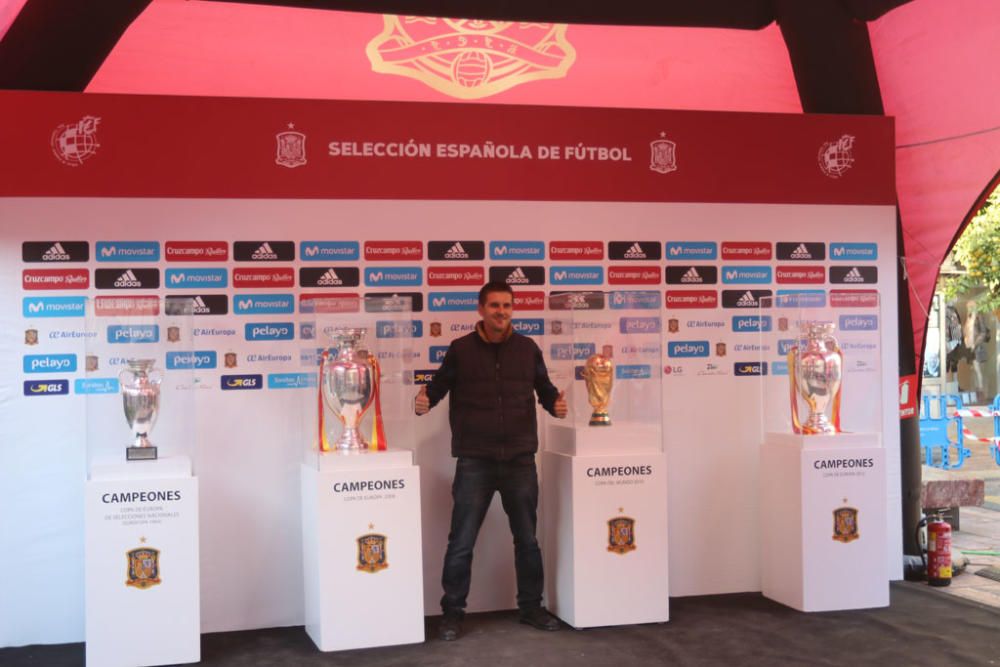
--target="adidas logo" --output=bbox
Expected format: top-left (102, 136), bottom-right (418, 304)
top-left (114, 270), bottom-right (142, 288)
top-left (444, 242), bottom-right (469, 259)
top-left (251, 242), bottom-right (278, 260)
top-left (681, 267), bottom-right (703, 283)
top-left (43, 243), bottom-right (70, 261)
top-left (317, 269), bottom-right (343, 286)
top-left (790, 243), bottom-right (812, 259)
top-left (843, 267), bottom-right (864, 283)
top-left (507, 267), bottom-right (530, 284)
top-left (736, 291), bottom-right (758, 307)
top-left (624, 242), bottom-right (647, 259)
top-left (190, 296), bottom-right (211, 314)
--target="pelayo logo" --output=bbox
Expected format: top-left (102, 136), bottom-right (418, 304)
top-left (244, 323), bottom-right (294, 341)
top-left (376, 320), bottom-right (423, 338)
top-left (667, 341), bottom-right (709, 358)
top-left (23, 354), bottom-right (77, 373)
top-left (732, 315), bottom-right (772, 333)
top-left (512, 319), bottom-right (543, 336)
top-left (619, 317), bottom-right (661, 334)
top-left (108, 325), bottom-right (159, 343)
top-left (166, 351), bottom-right (218, 370)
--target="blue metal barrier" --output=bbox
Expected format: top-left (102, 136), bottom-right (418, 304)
top-left (918, 394), bottom-right (970, 470)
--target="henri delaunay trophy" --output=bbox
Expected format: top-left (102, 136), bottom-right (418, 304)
top-left (318, 327), bottom-right (386, 451)
top-left (120, 358), bottom-right (163, 461)
top-left (788, 321), bottom-right (844, 435)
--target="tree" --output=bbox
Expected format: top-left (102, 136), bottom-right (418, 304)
top-left (940, 188), bottom-right (1000, 314)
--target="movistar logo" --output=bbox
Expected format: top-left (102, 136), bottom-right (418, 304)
top-left (114, 270), bottom-right (141, 288)
top-left (43, 243), bottom-right (70, 261)
top-left (252, 242), bottom-right (278, 260)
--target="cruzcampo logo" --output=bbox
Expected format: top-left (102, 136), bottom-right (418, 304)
top-left (367, 18), bottom-right (576, 99)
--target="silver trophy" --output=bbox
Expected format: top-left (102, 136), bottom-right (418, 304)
top-left (120, 358), bottom-right (163, 460)
top-left (789, 321), bottom-right (844, 435)
top-left (320, 328), bottom-right (375, 450)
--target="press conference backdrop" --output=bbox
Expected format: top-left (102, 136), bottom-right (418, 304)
top-left (0, 91), bottom-right (897, 646)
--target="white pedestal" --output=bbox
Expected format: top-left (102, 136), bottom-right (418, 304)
top-left (548, 422), bottom-right (662, 456)
top-left (301, 449), bottom-right (424, 651)
top-left (759, 432), bottom-right (889, 612)
top-left (542, 448), bottom-right (669, 628)
top-left (85, 455), bottom-right (200, 667)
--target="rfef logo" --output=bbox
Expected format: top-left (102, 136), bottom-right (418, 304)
top-left (428, 241), bottom-right (485, 261)
top-left (96, 241), bottom-right (160, 262)
top-left (668, 341), bottom-right (710, 358)
top-left (165, 294), bottom-right (228, 316)
top-left (166, 351), bottom-right (218, 370)
top-left (490, 241), bottom-right (544, 260)
top-left (550, 266), bottom-right (603, 285)
top-left (775, 290), bottom-right (826, 308)
top-left (839, 315), bottom-right (879, 331)
top-left (549, 241), bottom-right (603, 260)
top-left (666, 242), bottom-right (717, 260)
top-left (365, 267), bottom-right (423, 287)
top-left (732, 315), bottom-right (772, 332)
top-left (22, 241), bottom-right (89, 262)
top-left (233, 241), bottom-right (295, 262)
top-left (721, 266), bottom-right (772, 284)
top-left (221, 374), bottom-right (263, 390)
top-left (234, 294), bottom-right (295, 315)
top-left (22, 269), bottom-right (89, 290)
top-left (299, 267), bottom-right (360, 288)
top-left (721, 242), bottom-right (771, 260)
top-left (95, 268), bottom-right (160, 290)
top-left (300, 241), bottom-right (360, 261)
top-left (363, 292), bottom-right (423, 312)
top-left (721, 290), bottom-right (773, 309)
top-left (775, 266), bottom-right (825, 284)
top-left (23, 354), bottom-right (77, 373)
top-left (233, 268), bottom-right (295, 288)
top-left (734, 362), bottom-right (767, 376)
top-left (830, 243), bottom-right (878, 261)
top-left (365, 241), bottom-right (423, 261)
top-left (165, 241), bottom-right (228, 261)
top-left (512, 319), bottom-right (544, 336)
top-left (489, 266), bottom-right (545, 285)
top-left (376, 320), bottom-right (423, 338)
top-left (23, 296), bottom-right (87, 318)
top-left (427, 266), bottom-right (485, 285)
top-left (108, 325), bottom-right (159, 343)
top-left (665, 266), bottom-right (718, 285)
top-left (608, 241), bottom-right (661, 260)
top-left (245, 323), bottom-right (294, 341)
top-left (24, 380), bottom-right (69, 396)
top-left (665, 290), bottom-right (718, 309)
top-left (429, 292), bottom-right (479, 311)
top-left (165, 268), bottom-right (228, 288)
top-left (619, 317), bottom-right (661, 334)
top-left (776, 242), bottom-right (825, 261)
top-left (609, 291), bottom-right (661, 310)
top-left (608, 266), bottom-right (661, 285)
top-left (829, 266), bottom-right (878, 284)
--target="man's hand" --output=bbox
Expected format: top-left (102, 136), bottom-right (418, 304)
top-left (414, 386), bottom-right (430, 416)
top-left (553, 390), bottom-right (568, 419)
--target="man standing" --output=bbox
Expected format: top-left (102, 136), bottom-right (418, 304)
top-left (415, 282), bottom-right (567, 641)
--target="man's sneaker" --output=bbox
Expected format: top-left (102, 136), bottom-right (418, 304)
top-left (439, 612), bottom-right (462, 641)
top-left (518, 607), bottom-right (560, 631)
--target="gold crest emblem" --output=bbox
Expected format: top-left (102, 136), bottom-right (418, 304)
top-left (276, 124), bottom-right (307, 168)
top-left (833, 506), bottom-right (859, 543)
top-left (649, 133), bottom-right (678, 174)
top-left (357, 533), bottom-right (389, 573)
top-left (126, 546), bottom-right (161, 589)
top-left (367, 17), bottom-right (575, 99)
top-left (607, 516), bottom-right (636, 554)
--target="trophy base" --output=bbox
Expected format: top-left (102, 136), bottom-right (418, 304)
top-left (126, 446), bottom-right (158, 461)
top-left (589, 413), bottom-right (611, 427)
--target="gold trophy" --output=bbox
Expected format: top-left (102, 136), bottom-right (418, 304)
top-left (583, 344), bottom-right (614, 426)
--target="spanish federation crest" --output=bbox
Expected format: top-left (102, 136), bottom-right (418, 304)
top-left (357, 533), bottom-right (389, 572)
top-left (126, 547), bottom-right (161, 589)
top-left (649, 133), bottom-right (677, 174)
top-left (607, 516), bottom-right (636, 554)
top-left (50, 115), bottom-right (101, 166)
top-left (818, 134), bottom-right (855, 179)
top-left (833, 506), bottom-right (859, 543)
top-left (367, 17), bottom-right (576, 99)
top-left (276, 124), bottom-right (307, 168)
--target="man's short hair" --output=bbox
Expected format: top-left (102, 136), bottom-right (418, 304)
top-left (478, 281), bottom-right (514, 305)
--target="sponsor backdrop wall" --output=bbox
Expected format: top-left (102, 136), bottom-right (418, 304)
top-left (0, 91), bottom-right (898, 646)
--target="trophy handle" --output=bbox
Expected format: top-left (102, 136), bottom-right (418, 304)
top-left (317, 349), bottom-right (332, 453)
top-left (787, 347), bottom-right (804, 434)
top-left (830, 346), bottom-right (844, 433)
top-left (118, 367), bottom-right (135, 385)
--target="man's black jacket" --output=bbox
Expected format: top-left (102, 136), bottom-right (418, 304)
top-left (424, 323), bottom-right (560, 461)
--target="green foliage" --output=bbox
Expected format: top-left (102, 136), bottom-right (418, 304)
top-left (941, 189), bottom-right (1000, 313)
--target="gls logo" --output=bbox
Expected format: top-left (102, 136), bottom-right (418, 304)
top-left (22, 296), bottom-right (87, 318)
top-left (23, 354), bottom-right (77, 373)
top-left (619, 317), bottom-right (661, 334)
top-left (667, 341), bottom-right (709, 358)
top-left (734, 362), bottom-right (768, 376)
top-left (221, 374), bottom-right (263, 390)
top-left (166, 351), bottom-right (218, 369)
top-left (108, 325), bottom-right (159, 343)
top-left (24, 380), bottom-right (69, 396)
top-left (245, 323), bottom-right (294, 341)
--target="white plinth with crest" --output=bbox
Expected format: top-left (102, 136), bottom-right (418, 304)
top-left (84, 455), bottom-right (200, 667)
top-left (300, 449), bottom-right (423, 651)
top-left (759, 432), bottom-right (888, 611)
top-left (542, 443), bottom-right (669, 628)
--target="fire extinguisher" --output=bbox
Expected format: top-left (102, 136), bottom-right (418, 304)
top-left (926, 510), bottom-right (953, 587)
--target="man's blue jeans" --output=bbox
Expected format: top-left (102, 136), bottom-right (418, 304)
top-left (440, 456), bottom-right (544, 614)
